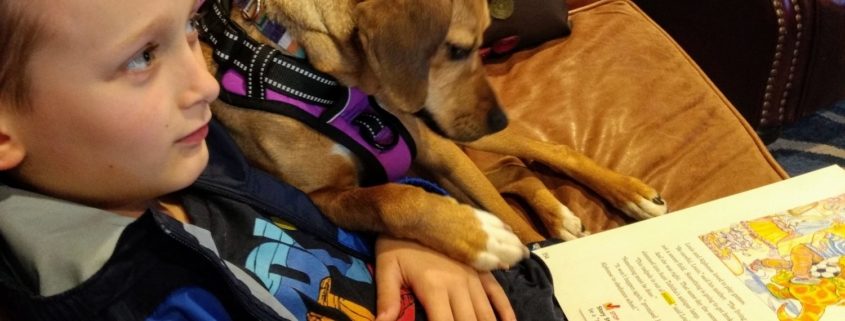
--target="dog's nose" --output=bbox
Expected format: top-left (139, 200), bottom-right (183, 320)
top-left (487, 107), bottom-right (508, 132)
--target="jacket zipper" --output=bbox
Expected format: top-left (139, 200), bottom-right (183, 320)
top-left (152, 212), bottom-right (292, 321)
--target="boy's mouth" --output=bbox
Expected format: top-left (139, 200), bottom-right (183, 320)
top-left (177, 123), bottom-right (209, 145)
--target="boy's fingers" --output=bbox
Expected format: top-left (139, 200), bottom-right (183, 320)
top-left (418, 287), bottom-right (454, 321)
top-left (467, 275), bottom-right (497, 321)
top-left (480, 273), bottom-right (517, 321)
top-left (375, 261), bottom-right (401, 321)
top-left (449, 287), bottom-right (479, 321)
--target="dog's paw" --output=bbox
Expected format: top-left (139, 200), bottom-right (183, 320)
top-left (470, 209), bottom-right (530, 271)
top-left (553, 205), bottom-right (590, 241)
top-left (526, 188), bottom-right (589, 241)
top-left (601, 175), bottom-right (667, 221)
top-left (621, 195), bottom-right (667, 220)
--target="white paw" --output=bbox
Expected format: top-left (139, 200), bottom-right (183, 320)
top-left (622, 197), bottom-right (668, 220)
top-left (556, 205), bottom-right (589, 241)
top-left (470, 209), bottom-right (530, 271)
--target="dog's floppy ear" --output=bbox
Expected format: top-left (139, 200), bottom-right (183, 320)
top-left (355, 0), bottom-right (451, 113)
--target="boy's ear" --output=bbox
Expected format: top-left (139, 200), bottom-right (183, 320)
top-left (0, 119), bottom-right (25, 171)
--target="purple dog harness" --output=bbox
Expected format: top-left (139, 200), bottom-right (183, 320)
top-left (198, 0), bottom-right (415, 186)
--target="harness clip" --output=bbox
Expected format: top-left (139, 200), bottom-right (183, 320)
top-left (240, 0), bottom-right (262, 21)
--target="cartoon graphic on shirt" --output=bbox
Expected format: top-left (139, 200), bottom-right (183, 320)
top-left (306, 283), bottom-right (416, 321)
top-left (314, 278), bottom-right (373, 319)
top-left (245, 217), bottom-right (416, 320)
top-left (699, 193), bottom-right (845, 321)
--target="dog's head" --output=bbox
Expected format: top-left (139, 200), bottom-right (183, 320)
top-left (355, 0), bottom-right (507, 142)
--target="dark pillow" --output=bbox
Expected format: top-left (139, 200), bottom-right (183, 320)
top-left (481, 0), bottom-right (571, 60)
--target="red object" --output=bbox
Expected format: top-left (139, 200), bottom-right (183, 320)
top-left (479, 47), bottom-right (492, 59)
top-left (493, 36), bottom-right (521, 54)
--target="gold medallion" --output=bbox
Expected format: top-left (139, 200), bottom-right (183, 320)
top-left (490, 0), bottom-right (514, 20)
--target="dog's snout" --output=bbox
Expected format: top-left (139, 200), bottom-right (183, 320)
top-left (487, 107), bottom-right (508, 132)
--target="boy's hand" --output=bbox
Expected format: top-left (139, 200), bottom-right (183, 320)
top-left (375, 236), bottom-right (517, 321)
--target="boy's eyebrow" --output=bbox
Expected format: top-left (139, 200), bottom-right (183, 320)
top-left (116, 15), bottom-right (176, 50)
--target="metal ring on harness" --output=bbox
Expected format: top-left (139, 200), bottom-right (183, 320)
top-left (240, 0), bottom-right (262, 21)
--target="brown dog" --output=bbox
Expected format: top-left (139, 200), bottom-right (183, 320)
top-left (200, 0), bottom-right (667, 271)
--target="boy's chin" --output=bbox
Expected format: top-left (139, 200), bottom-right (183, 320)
top-left (169, 143), bottom-right (210, 191)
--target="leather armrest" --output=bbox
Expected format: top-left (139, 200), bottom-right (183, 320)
top-left (798, 0), bottom-right (845, 121)
top-left (633, 0), bottom-right (845, 138)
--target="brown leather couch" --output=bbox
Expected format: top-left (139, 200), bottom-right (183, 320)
top-left (633, 0), bottom-right (845, 142)
top-left (470, 0), bottom-right (789, 235)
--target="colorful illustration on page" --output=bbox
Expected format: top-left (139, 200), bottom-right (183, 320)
top-left (699, 193), bottom-right (845, 321)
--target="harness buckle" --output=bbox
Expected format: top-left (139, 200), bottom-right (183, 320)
top-left (240, 0), bottom-right (262, 21)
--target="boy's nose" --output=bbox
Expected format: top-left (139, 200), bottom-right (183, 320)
top-left (180, 46), bottom-right (220, 109)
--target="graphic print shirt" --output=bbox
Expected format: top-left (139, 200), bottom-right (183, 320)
top-left (180, 191), bottom-right (421, 321)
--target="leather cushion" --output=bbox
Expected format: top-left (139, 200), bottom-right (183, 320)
top-left (473, 0), bottom-right (788, 233)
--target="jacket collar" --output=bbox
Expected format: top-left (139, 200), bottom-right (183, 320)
top-left (0, 185), bottom-right (134, 296)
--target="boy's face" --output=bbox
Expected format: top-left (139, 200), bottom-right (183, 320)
top-left (1, 0), bottom-right (219, 215)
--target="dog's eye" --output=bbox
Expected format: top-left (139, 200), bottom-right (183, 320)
top-left (447, 44), bottom-right (473, 61)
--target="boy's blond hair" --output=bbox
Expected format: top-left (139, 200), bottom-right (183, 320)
top-left (0, 1), bottom-right (45, 111)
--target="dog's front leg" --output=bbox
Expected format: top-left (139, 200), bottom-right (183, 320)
top-left (464, 126), bottom-right (668, 220)
top-left (478, 156), bottom-right (589, 241)
top-left (412, 125), bottom-right (562, 244)
top-left (308, 185), bottom-right (528, 271)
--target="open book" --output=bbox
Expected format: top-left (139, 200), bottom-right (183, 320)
top-left (535, 165), bottom-right (845, 321)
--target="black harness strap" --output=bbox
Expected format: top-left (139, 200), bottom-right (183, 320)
top-left (199, 0), bottom-right (342, 106)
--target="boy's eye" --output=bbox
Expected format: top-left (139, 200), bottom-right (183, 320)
top-left (126, 45), bottom-right (158, 71)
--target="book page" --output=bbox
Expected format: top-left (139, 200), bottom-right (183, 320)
top-left (535, 165), bottom-right (845, 321)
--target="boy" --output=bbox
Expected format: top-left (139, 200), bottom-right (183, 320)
top-left (0, 0), bottom-right (562, 320)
